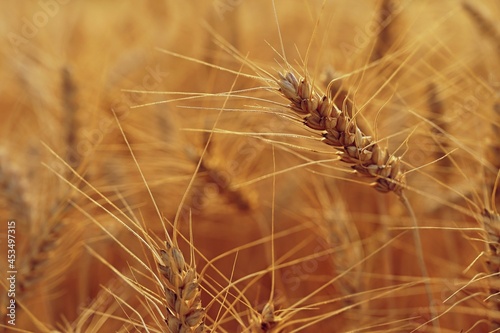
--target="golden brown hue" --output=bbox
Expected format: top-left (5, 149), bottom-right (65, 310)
top-left (1, 1), bottom-right (500, 332)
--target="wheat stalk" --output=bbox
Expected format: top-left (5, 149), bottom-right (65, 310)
top-left (276, 70), bottom-right (444, 329)
top-left (158, 240), bottom-right (206, 333)
top-left (276, 71), bottom-right (405, 195)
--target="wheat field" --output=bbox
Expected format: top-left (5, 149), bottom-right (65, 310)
top-left (1, 1), bottom-right (499, 332)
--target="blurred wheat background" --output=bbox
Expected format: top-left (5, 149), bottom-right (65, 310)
top-left (1, 0), bottom-right (499, 332)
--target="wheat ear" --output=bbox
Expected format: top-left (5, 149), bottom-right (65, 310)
top-left (277, 71), bottom-right (405, 194)
top-left (249, 301), bottom-right (281, 332)
top-left (188, 147), bottom-right (257, 212)
top-left (158, 240), bottom-right (206, 333)
top-left (0, 152), bottom-right (30, 225)
top-left (18, 221), bottom-right (65, 292)
top-left (62, 67), bottom-right (80, 168)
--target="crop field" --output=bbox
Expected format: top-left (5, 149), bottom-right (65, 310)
top-left (1, 1), bottom-right (499, 332)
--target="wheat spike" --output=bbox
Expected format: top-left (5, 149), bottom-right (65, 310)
top-left (0, 152), bottom-right (31, 225)
top-left (61, 67), bottom-right (80, 169)
top-left (427, 83), bottom-right (452, 176)
top-left (277, 71), bottom-right (405, 194)
top-left (249, 301), bottom-right (281, 333)
top-left (158, 241), bottom-right (206, 333)
top-left (189, 148), bottom-right (257, 212)
top-left (18, 221), bottom-right (65, 292)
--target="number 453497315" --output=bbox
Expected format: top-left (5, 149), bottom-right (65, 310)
top-left (7, 220), bottom-right (16, 268)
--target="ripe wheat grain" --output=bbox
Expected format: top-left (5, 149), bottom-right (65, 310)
top-left (277, 71), bottom-right (405, 194)
top-left (158, 240), bottom-right (206, 332)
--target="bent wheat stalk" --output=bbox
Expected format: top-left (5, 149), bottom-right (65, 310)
top-left (277, 71), bottom-right (405, 194)
top-left (276, 71), bottom-right (441, 329)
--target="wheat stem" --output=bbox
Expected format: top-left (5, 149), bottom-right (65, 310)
top-left (277, 70), bottom-right (440, 330)
top-left (400, 192), bottom-right (440, 331)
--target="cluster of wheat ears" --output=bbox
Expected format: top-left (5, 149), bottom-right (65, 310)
top-left (1, 1), bottom-right (500, 332)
